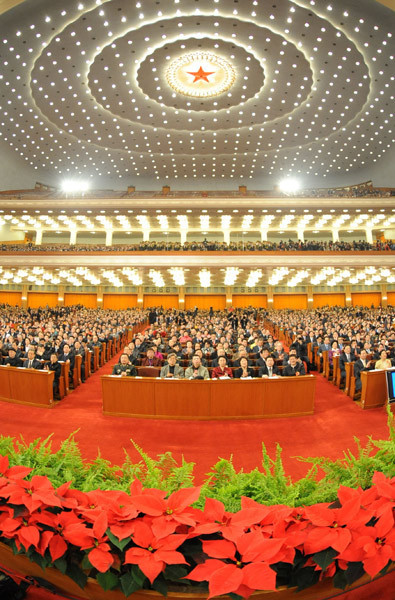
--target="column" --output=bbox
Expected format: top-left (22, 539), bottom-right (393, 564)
top-left (297, 227), bottom-right (304, 242)
top-left (226, 286), bottom-right (232, 307)
top-left (260, 229), bottom-right (268, 242)
top-left (137, 285), bottom-right (144, 307)
top-left (223, 230), bottom-right (230, 245)
top-left (97, 286), bottom-right (103, 308)
top-left (69, 229), bottom-right (77, 245)
top-left (180, 230), bottom-right (187, 245)
top-left (21, 285), bottom-right (28, 309)
top-left (365, 228), bottom-right (373, 244)
top-left (35, 228), bottom-right (43, 245)
top-left (381, 283), bottom-right (387, 308)
top-left (332, 229), bottom-right (339, 242)
top-left (58, 285), bottom-right (65, 307)
top-left (142, 229), bottom-right (150, 242)
top-left (105, 229), bottom-right (113, 247)
top-left (345, 285), bottom-right (352, 307)
top-left (267, 285), bottom-right (274, 308)
top-left (178, 286), bottom-right (185, 309)
top-left (307, 285), bottom-right (314, 308)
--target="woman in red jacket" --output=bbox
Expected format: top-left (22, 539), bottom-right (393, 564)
top-left (211, 356), bottom-right (233, 379)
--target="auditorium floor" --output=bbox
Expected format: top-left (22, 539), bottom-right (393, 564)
top-left (0, 355), bottom-right (390, 483)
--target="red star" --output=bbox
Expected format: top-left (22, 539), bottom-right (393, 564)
top-left (186, 66), bottom-right (215, 83)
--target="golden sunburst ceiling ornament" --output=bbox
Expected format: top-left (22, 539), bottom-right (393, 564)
top-left (165, 52), bottom-right (236, 98)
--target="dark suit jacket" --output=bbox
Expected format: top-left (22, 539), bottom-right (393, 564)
top-left (339, 352), bottom-right (355, 373)
top-left (259, 364), bottom-right (281, 378)
top-left (354, 359), bottom-right (373, 380)
top-left (4, 356), bottom-right (22, 367)
top-left (234, 367), bottom-right (255, 379)
top-left (47, 361), bottom-right (61, 382)
top-left (24, 358), bottom-right (43, 370)
top-left (58, 353), bottom-right (75, 371)
top-left (283, 363), bottom-right (306, 376)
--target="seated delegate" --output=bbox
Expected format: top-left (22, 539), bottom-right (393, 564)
top-left (160, 352), bottom-right (185, 379)
top-left (184, 354), bottom-right (210, 380)
top-left (234, 356), bottom-right (255, 379)
top-left (112, 353), bottom-right (137, 377)
top-left (259, 356), bottom-right (281, 378)
top-left (211, 356), bottom-right (233, 379)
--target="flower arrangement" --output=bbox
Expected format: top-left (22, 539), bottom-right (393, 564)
top-left (0, 453), bottom-right (394, 599)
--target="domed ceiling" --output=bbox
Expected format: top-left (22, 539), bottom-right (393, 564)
top-left (0, 0), bottom-right (393, 186)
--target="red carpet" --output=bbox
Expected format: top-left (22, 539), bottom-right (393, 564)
top-left (0, 357), bottom-right (390, 482)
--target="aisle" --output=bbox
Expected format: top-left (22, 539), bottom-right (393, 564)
top-left (0, 359), bottom-right (390, 482)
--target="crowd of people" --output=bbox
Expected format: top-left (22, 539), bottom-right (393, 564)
top-left (264, 306), bottom-right (395, 394)
top-left (110, 305), bottom-right (395, 388)
top-left (0, 304), bottom-right (147, 397)
top-left (2, 239), bottom-right (394, 253)
top-left (1, 303), bottom-right (394, 392)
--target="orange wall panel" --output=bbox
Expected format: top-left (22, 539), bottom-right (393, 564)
top-left (27, 293), bottom-right (58, 308)
top-left (64, 293), bottom-right (97, 308)
top-left (313, 293), bottom-right (345, 308)
top-left (351, 292), bottom-right (381, 307)
top-left (103, 294), bottom-right (138, 309)
top-left (143, 295), bottom-right (179, 309)
top-left (273, 294), bottom-right (308, 310)
top-left (388, 292), bottom-right (395, 307)
top-left (0, 291), bottom-right (22, 306)
top-left (185, 295), bottom-right (226, 311)
top-left (231, 295), bottom-right (267, 308)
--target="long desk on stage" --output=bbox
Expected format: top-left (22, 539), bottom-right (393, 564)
top-left (0, 366), bottom-right (54, 408)
top-left (101, 375), bottom-right (316, 420)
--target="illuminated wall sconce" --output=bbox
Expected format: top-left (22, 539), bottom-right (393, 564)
top-left (137, 298), bottom-right (143, 303)
top-left (268, 298), bottom-right (273, 302)
top-left (97, 298), bottom-right (103, 302)
top-left (382, 296), bottom-right (387, 300)
top-left (226, 298), bottom-right (232, 303)
top-left (21, 296), bottom-right (27, 301)
top-left (346, 297), bottom-right (351, 302)
top-left (58, 297), bottom-right (64, 302)
top-left (179, 298), bottom-right (185, 303)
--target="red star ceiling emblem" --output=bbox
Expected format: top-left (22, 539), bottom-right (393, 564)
top-left (186, 66), bottom-right (215, 83)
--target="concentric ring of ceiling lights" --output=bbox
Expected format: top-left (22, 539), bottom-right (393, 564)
top-left (0, 0), bottom-right (392, 181)
top-left (165, 51), bottom-right (236, 99)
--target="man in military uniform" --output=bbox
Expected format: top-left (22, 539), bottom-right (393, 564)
top-left (112, 353), bottom-right (137, 377)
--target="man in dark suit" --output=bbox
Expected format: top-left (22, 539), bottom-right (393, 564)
top-left (339, 344), bottom-right (355, 383)
top-left (259, 356), bottom-right (281, 378)
top-left (3, 348), bottom-right (22, 367)
top-left (354, 349), bottom-right (373, 392)
top-left (58, 343), bottom-right (75, 385)
top-left (24, 349), bottom-right (43, 370)
top-left (44, 353), bottom-right (62, 398)
top-left (256, 347), bottom-right (271, 368)
top-left (283, 355), bottom-right (306, 377)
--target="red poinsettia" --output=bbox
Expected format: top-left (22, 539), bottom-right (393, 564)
top-left (0, 455), bottom-right (32, 486)
top-left (124, 518), bottom-right (188, 583)
top-left (337, 505), bottom-right (395, 578)
top-left (0, 506), bottom-right (42, 551)
top-left (130, 486), bottom-right (201, 538)
top-left (36, 509), bottom-right (94, 561)
top-left (0, 475), bottom-right (61, 513)
top-left (186, 530), bottom-right (287, 598)
top-left (303, 493), bottom-right (368, 556)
